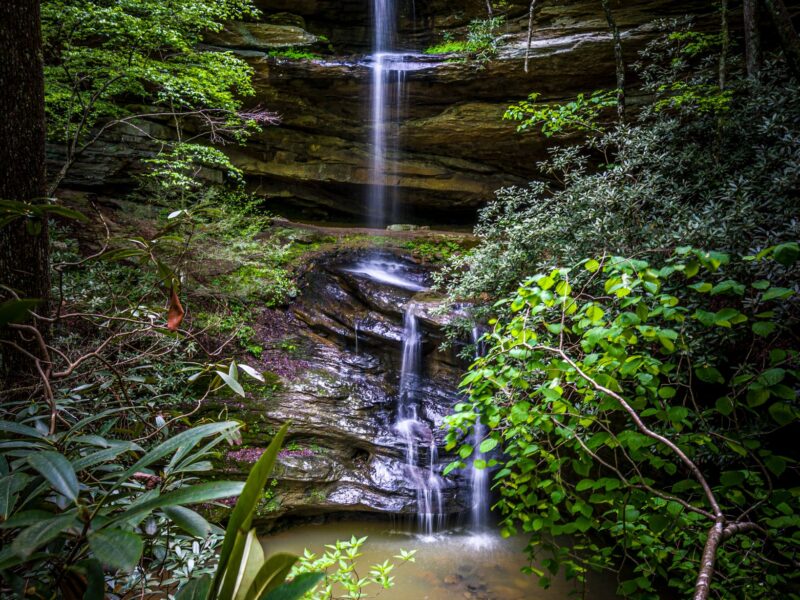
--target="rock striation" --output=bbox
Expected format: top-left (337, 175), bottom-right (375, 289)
top-left (207, 250), bottom-right (470, 525)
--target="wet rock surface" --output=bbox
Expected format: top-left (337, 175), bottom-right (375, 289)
top-left (210, 250), bottom-right (470, 526)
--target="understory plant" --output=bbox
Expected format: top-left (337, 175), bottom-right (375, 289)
top-left (445, 245), bottom-right (799, 599)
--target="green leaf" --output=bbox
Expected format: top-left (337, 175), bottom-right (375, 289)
top-left (0, 473), bottom-right (29, 520)
top-left (234, 529), bottom-right (266, 600)
top-left (88, 528), bottom-right (144, 572)
top-left (478, 438), bottom-right (498, 453)
top-left (118, 422), bottom-right (239, 489)
top-left (758, 368), bottom-right (785, 387)
top-left (12, 513), bottom-right (77, 558)
top-left (175, 574), bottom-right (213, 600)
top-left (772, 242), bottom-right (799, 266)
top-left (243, 552), bottom-right (299, 600)
top-left (695, 366), bottom-right (724, 384)
top-left (752, 321), bottom-right (776, 337)
top-left (768, 402), bottom-right (794, 426)
top-left (162, 506), bottom-right (212, 538)
top-left (715, 396), bottom-right (734, 416)
top-left (585, 259), bottom-right (600, 273)
top-left (0, 420), bottom-right (47, 439)
top-left (27, 451), bottom-right (79, 502)
top-left (214, 423), bottom-right (290, 599)
top-left (217, 370), bottom-right (246, 397)
top-left (762, 287), bottom-right (794, 302)
top-left (262, 573), bottom-right (325, 600)
top-left (764, 455), bottom-right (787, 477)
top-left (114, 481), bottom-right (245, 525)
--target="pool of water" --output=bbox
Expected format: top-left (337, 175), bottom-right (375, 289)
top-left (261, 521), bottom-right (618, 600)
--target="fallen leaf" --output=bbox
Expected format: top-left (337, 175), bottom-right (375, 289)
top-left (167, 286), bottom-right (184, 331)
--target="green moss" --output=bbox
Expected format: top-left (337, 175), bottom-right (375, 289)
top-left (424, 40), bottom-right (470, 54)
top-left (402, 239), bottom-right (465, 263)
top-left (268, 48), bottom-right (321, 60)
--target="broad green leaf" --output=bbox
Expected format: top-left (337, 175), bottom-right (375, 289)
top-left (752, 321), bottom-right (776, 337)
top-left (262, 573), bottom-right (325, 600)
top-left (768, 402), bottom-right (794, 426)
top-left (28, 451), bottom-right (79, 502)
top-left (214, 423), bottom-right (290, 599)
top-left (117, 422), bottom-right (239, 489)
top-left (0, 472), bottom-right (29, 519)
top-left (162, 506), bottom-right (212, 538)
top-left (175, 574), bottom-right (213, 600)
top-left (772, 242), bottom-right (799, 266)
top-left (762, 287), bottom-right (794, 302)
top-left (694, 366), bottom-right (724, 384)
top-left (12, 513), bottom-right (77, 558)
top-left (88, 528), bottom-right (143, 572)
top-left (217, 370), bottom-right (246, 397)
top-left (478, 438), bottom-right (498, 453)
top-left (764, 455), bottom-right (787, 477)
top-left (0, 420), bottom-right (47, 439)
top-left (234, 530), bottom-right (265, 600)
top-left (113, 481), bottom-right (244, 525)
top-left (245, 555), bottom-right (305, 600)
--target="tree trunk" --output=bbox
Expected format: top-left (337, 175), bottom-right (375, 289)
top-left (762, 0), bottom-right (800, 78)
top-left (600, 0), bottom-right (626, 119)
top-left (719, 0), bottom-right (730, 89)
top-left (0, 0), bottom-right (49, 375)
top-left (744, 0), bottom-right (762, 79)
top-left (524, 0), bottom-right (538, 73)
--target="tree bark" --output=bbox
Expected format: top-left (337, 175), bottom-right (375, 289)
top-left (0, 0), bottom-right (49, 374)
top-left (524, 0), bottom-right (538, 73)
top-left (743, 0), bottom-right (762, 79)
top-left (762, 0), bottom-right (800, 78)
top-left (600, 0), bottom-right (626, 119)
top-left (719, 0), bottom-right (730, 90)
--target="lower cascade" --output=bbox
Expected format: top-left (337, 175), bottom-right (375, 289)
top-left (396, 305), bottom-right (445, 536)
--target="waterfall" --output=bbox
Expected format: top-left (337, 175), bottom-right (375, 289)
top-left (368, 0), bottom-right (407, 228)
top-left (469, 326), bottom-right (490, 531)
top-left (396, 305), bottom-right (444, 536)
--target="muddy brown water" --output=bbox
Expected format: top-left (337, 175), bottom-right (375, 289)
top-left (262, 521), bottom-right (619, 599)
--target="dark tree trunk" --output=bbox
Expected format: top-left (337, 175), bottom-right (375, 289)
top-left (744, 0), bottom-right (762, 79)
top-left (0, 0), bottom-right (49, 375)
top-left (762, 0), bottom-right (800, 78)
top-left (600, 0), bottom-right (626, 119)
top-left (720, 0), bottom-right (730, 89)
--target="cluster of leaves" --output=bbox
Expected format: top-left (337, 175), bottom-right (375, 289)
top-left (445, 247), bottom-right (799, 598)
top-left (401, 240), bottom-right (464, 264)
top-left (640, 22), bottom-right (733, 114)
top-left (424, 17), bottom-right (505, 64)
top-left (42, 0), bottom-right (259, 145)
top-left (268, 49), bottom-right (322, 61)
top-left (503, 90), bottom-right (618, 137)
top-left (142, 144), bottom-right (246, 199)
top-left (290, 538), bottom-right (416, 600)
top-left (0, 409), bottom-right (248, 596)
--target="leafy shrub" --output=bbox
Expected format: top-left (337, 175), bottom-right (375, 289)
top-left (445, 246), bottom-right (799, 598)
top-left (438, 37), bottom-right (800, 307)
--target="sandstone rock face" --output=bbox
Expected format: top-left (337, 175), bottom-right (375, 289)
top-left (208, 0), bottom-right (715, 223)
top-left (210, 250), bottom-right (471, 526)
top-left (50, 0), bottom-right (717, 221)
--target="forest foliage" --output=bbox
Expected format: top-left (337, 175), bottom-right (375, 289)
top-left (441, 13), bottom-right (800, 600)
